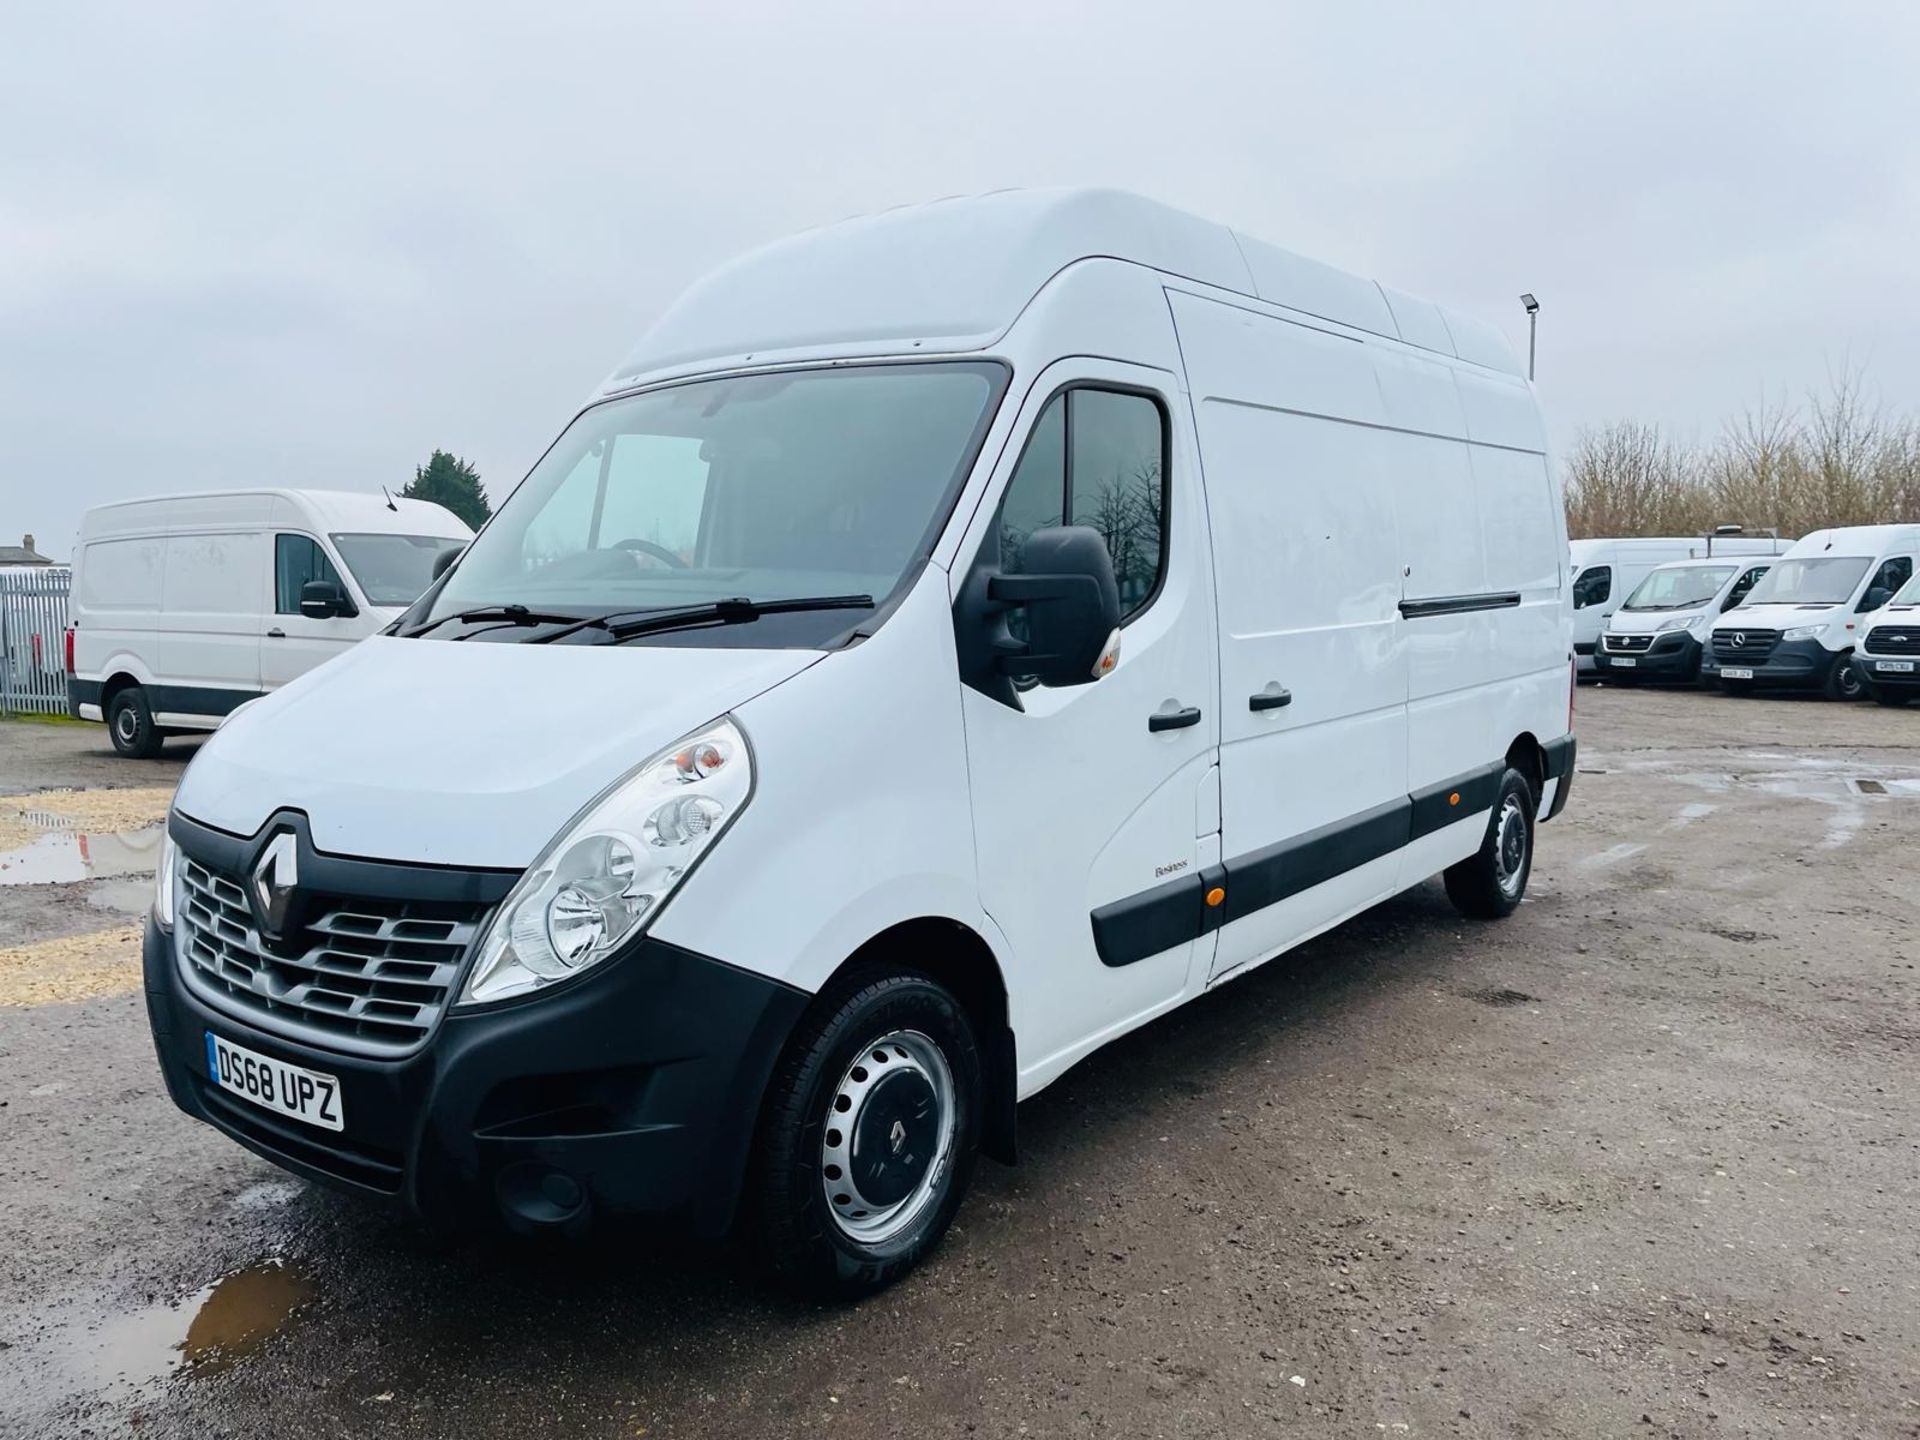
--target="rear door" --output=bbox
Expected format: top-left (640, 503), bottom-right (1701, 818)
top-left (956, 358), bottom-right (1220, 1083)
top-left (1166, 291), bottom-right (1410, 982)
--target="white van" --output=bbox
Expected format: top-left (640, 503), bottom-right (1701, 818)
top-left (1852, 569), bottom-right (1920, 706)
top-left (1707, 524), bottom-right (1920, 699)
top-left (142, 189), bottom-right (1575, 1295)
top-left (1594, 551), bottom-right (1782, 685)
top-left (1571, 533), bottom-right (1785, 672)
top-left (67, 489), bottom-right (471, 755)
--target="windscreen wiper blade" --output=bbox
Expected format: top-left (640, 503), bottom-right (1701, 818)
top-left (400, 604), bottom-right (586, 638)
top-left (531, 594), bottom-right (876, 645)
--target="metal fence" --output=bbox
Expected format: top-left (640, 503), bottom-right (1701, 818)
top-left (0, 567), bottom-right (72, 717)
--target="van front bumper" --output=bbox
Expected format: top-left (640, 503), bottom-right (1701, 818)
top-left (1854, 653), bottom-right (1920, 694)
top-left (1593, 632), bottom-right (1700, 679)
top-left (144, 915), bottom-right (810, 1237)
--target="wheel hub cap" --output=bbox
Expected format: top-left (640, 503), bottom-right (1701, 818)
top-left (819, 1029), bottom-right (956, 1244)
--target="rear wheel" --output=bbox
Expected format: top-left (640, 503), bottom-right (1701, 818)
top-left (1824, 655), bottom-right (1865, 702)
top-left (106, 686), bottom-right (164, 759)
top-left (748, 968), bottom-right (981, 1298)
top-left (1443, 768), bottom-right (1535, 920)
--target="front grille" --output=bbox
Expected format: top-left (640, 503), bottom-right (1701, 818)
top-left (178, 856), bottom-right (489, 1057)
top-left (1603, 633), bottom-right (1655, 653)
top-left (1865, 625), bottom-right (1920, 656)
top-left (1711, 627), bottom-right (1780, 662)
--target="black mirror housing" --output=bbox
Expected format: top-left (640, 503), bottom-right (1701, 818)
top-left (300, 579), bottom-right (352, 619)
top-left (987, 526), bottom-right (1121, 688)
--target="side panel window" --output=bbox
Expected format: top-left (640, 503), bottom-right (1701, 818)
top-left (1725, 564), bottom-right (1767, 609)
top-left (988, 387), bottom-right (1168, 621)
top-left (275, 534), bottom-right (344, 614)
top-left (1572, 565), bottom-right (1611, 609)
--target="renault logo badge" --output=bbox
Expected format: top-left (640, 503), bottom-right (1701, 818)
top-left (889, 1119), bottom-right (907, 1156)
top-left (251, 831), bottom-right (300, 937)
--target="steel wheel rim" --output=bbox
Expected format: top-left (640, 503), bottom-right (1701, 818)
top-left (818, 1029), bottom-right (956, 1245)
top-left (114, 706), bottom-right (137, 742)
top-left (1494, 794), bottom-right (1528, 897)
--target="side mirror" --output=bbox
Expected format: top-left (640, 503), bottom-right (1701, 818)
top-left (986, 526), bottom-right (1122, 688)
top-left (1860, 586), bottom-right (1892, 613)
top-left (300, 579), bottom-right (352, 619)
top-left (431, 545), bottom-right (464, 583)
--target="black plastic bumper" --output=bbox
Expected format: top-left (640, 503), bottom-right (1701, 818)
top-left (1705, 636), bottom-right (1837, 688)
top-left (1854, 653), bottom-right (1920, 692)
top-left (1593, 632), bottom-right (1700, 679)
top-left (145, 915), bottom-right (810, 1237)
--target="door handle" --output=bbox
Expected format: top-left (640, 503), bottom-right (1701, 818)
top-left (1148, 705), bottom-right (1203, 732)
top-left (266, 628), bottom-right (286, 639)
top-left (1249, 687), bottom-right (1292, 711)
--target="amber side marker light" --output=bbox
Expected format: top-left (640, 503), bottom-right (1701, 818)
top-left (1205, 886), bottom-right (1226, 907)
top-left (1449, 791), bottom-right (1461, 806)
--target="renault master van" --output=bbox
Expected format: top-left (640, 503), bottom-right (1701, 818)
top-left (142, 189), bottom-right (1575, 1296)
top-left (1595, 555), bottom-right (1777, 686)
top-left (1571, 533), bottom-right (1784, 672)
top-left (67, 489), bottom-right (471, 756)
top-left (1850, 567), bottom-right (1920, 706)
top-left (1707, 524), bottom-right (1919, 698)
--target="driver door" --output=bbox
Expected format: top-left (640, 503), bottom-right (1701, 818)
top-left (954, 360), bottom-right (1220, 1088)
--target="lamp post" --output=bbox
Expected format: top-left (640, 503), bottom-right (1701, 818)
top-left (1520, 293), bottom-right (1539, 381)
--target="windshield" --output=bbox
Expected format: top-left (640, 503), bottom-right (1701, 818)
top-left (1888, 572), bottom-right (1920, 608)
top-left (331, 533), bottom-right (468, 607)
top-left (1740, 555), bottom-right (1871, 607)
top-left (1622, 564), bottom-right (1736, 611)
top-left (427, 363), bottom-right (1005, 640)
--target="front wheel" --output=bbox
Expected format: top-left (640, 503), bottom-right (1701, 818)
top-left (1444, 767), bottom-right (1535, 920)
top-left (748, 969), bottom-right (981, 1298)
top-left (1824, 655), bottom-right (1865, 702)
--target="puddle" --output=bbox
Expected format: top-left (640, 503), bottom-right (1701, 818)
top-left (0, 826), bottom-right (164, 887)
top-left (21, 1260), bottom-right (311, 1405)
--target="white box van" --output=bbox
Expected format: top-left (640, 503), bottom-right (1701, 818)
top-left (142, 190), bottom-right (1575, 1295)
top-left (1707, 524), bottom-right (1920, 699)
top-left (1594, 549), bottom-right (1785, 685)
top-left (1851, 569), bottom-right (1920, 705)
top-left (67, 489), bottom-right (471, 755)
top-left (1571, 534), bottom-right (1786, 672)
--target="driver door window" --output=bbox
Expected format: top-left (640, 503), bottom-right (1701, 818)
top-left (1860, 556), bottom-right (1914, 610)
top-left (275, 534), bottom-right (345, 614)
top-left (1724, 565), bottom-right (1767, 610)
top-left (1572, 565), bottom-right (1611, 609)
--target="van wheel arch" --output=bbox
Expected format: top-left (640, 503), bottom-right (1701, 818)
top-left (1504, 733), bottom-right (1546, 808)
top-left (808, 918), bottom-right (1018, 1166)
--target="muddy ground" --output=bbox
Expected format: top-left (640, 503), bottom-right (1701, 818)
top-left (0, 691), bottom-right (1915, 1438)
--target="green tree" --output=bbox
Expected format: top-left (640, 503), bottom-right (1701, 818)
top-left (403, 449), bottom-right (491, 529)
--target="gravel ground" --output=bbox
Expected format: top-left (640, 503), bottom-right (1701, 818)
top-left (0, 689), bottom-right (1915, 1439)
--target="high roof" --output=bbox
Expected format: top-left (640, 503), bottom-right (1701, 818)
top-left (609, 187), bottom-right (1522, 389)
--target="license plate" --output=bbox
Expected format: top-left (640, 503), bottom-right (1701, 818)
top-left (1878, 659), bottom-right (1915, 673)
top-left (1611, 656), bottom-right (1637, 667)
top-left (1721, 667), bottom-right (1754, 680)
top-left (206, 1033), bottom-right (344, 1131)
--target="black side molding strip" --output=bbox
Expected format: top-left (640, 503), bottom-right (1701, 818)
top-left (1398, 592), bottom-right (1521, 619)
top-left (1090, 754), bottom-right (1550, 967)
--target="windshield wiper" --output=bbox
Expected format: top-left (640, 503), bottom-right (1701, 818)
top-left (531, 594), bottom-right (876, 645)
top-left (400, 604), bottom-right (586, 638)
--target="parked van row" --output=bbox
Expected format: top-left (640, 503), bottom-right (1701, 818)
top-left (1571, 531), bottom-right (1788, 674)
top-left (1587, 523), bottom-right (1920, 703)
top-left (65, 490), bottom-right (471, 755)
top-left (133, 189), bottom-right (1577, 1294)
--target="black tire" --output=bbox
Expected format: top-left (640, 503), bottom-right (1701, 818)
top-left (1444, 767), bottom-right (1535, 920)
top-left (106, 686), bottom-right (164, 759)
top-left (1824, 655), bottom-right (1864, 702)
top-left (1873, 688), bottom-right (1912, 708)
top-left (748, 968), bottom-right (981, 1298)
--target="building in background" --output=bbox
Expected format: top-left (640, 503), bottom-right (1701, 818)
top-left (0, 533), bottom-right (54, 568)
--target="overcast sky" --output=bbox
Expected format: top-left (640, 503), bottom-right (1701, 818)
top-left (5, 1), bottom-right (1917, 559)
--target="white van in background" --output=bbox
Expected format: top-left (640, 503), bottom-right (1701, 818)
top-left (1852, 569), bottom-right (1920, 706)
top-left (1571, 533), bottom-right (1787, 672)
top-left (1595, 554), bottom-right (1778, 686)
top-left (1708, 524), bottom-right (1920, 699)
top-left (143, 188), bottom-right (1574, 1296)
top-left (67, 489), bottom-right (471, 755)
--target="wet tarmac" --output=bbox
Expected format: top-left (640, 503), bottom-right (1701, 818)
top-left (2, 696), bottom-right (1918, 1438)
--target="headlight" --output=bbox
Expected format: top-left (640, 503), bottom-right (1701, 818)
top-left (458, 718), bottom-right (753, 1005)
top-left (1655, 615), bottom-right (1696, 633)
top-left (154, 831), bottom-right (179, 931)
top-left (1783, 624), bottom-right (1825, 641)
